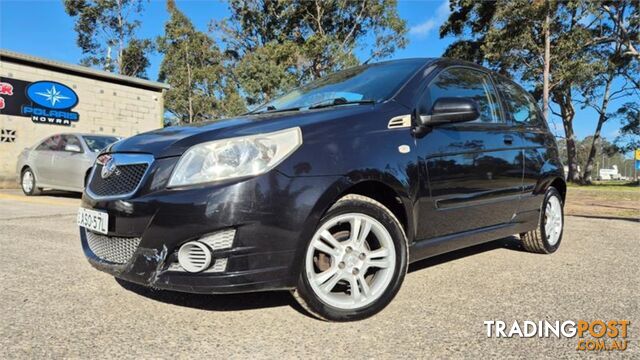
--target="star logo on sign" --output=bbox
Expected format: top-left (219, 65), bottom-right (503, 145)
top-left (35, 85), bottom-right (70, 107)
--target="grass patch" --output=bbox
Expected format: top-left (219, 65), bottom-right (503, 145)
top-left (565, 183), bottom-right (639, 220)
top-left (567, 181), bottom-right (639, 191)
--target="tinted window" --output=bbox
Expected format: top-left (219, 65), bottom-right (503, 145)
top-left (428, 67), bottom-right (502, 123)
top-left (254, 60), bottom-right (425, 112)
top-left (497, 79), bottom-right (541, 126)
top-left (36, 135), bottom-right (66, 151)
top-left (36, 137), bottom-right (54, 151)
top-left (83, 136), bottom-right (119, 152)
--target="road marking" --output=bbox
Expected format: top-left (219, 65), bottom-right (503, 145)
top-left (0, 193), bottom-right (79, 207)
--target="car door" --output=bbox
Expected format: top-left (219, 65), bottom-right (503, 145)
top-left (30, 135), bottom-right (60, 186)
top-left (51, 135), bottom-right (88, 190)
top-left (495, 76), bottom-right (552, 222)
top-left (415, 66), bottom-right (523, 240)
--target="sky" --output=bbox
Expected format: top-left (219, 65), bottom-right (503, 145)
top-left (0, 0), bottom-right (634, 146)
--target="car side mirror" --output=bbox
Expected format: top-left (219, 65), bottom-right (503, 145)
top-left (64, 144), bottom-right (82, 153)
top-left (418, 97), bottom-right (480, 126)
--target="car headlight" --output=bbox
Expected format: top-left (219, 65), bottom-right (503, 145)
top-left (167, 127), bottom-right (302, 187)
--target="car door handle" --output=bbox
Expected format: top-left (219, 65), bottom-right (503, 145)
top-left (503, 135), bottom-right (514, 145)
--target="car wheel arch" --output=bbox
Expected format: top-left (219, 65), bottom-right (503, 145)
top-left (312, 176), bottom-right (412, 240)
top-left (289, 176), bottom-right (413, 281)
top-left (21, 165), bottom-right (37, 180)
top-left (534, 176), bottom-right (567, 202)
top-left (549, 177), bottom-right (566, 202)
top-left (337, 180), bottom-right (411, 237)
top-left (84, 168), bottom-right (93, 187)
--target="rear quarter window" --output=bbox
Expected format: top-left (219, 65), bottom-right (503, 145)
top-left (496, 78), bottom-right (543, 127)
top-left (36, 135), bottom-right (64, 151)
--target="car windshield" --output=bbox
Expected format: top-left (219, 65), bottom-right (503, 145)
top-left (83, 136), bottom-right (119, 152)
top-left (252, 60), bottom-right (425, 113)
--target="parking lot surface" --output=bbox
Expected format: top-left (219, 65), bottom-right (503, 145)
top-left (0, 189), bottom-right (638, 358)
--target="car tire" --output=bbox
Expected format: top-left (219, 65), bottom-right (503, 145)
top-left (292, 194), bottom-right (408, 321)
top-left (520, 187), bottom-right (564, 254)
top-left (21, 167), bottom-right (41, 196)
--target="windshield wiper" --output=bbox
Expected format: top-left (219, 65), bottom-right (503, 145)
top-left (250, 105), bottom-right (301, 115)
top-left (249, 97), bottom-right (374, 114)
top-left (308, 97), bottom-right (376, 109)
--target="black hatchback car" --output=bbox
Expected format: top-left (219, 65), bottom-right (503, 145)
top-left (79, 58), bottom-right (565, 321)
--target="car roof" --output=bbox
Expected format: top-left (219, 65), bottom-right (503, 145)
top-left (373, 57), bottom-right (489, 70)
top-left (371, 58), bottom-right (435, 66)
top-left (42, 133), bottom-right (119, 138)
top-left (75, 133), bottom-right (120, 138)
top-left (35, 133), bottom-right (119, 145)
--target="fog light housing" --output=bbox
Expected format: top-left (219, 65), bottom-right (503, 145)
top-left (177, 241), bottom-right (212, 273)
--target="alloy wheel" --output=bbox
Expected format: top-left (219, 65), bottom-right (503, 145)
top-left (22, 170), bottom-right (34, 193)
top-left (544, 195), bottom-right (563, 246)
top-left (305, 213), bottom-right (396, 310)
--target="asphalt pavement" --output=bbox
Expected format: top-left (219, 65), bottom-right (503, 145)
top-left (0, 189), bottom-right (638, 358)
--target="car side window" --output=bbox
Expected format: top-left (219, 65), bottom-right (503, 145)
top-left (497, 78), bottom-right (541, 126)
top-left (428, 67), bottom-right (502, 123)
top-left (36, 135), bottom-right (65, 151)
top-left (63, 135), bottom-right (81, 150)
top-left (35, 138), bottom-right (53, 151)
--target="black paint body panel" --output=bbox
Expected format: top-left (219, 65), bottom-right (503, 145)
top-left (81, 58), bottom-right (565, 293)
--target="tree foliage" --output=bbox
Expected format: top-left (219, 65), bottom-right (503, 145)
top-left (157, 0), bottom-right (245, 124)
top-left (213, 0), bottom-right (408, 105)
top-left (575, 1), bottom-right (639, 182)
top-left (64, 0), bottom-right (153, 78)
top-left (440, 1), bottom-right (497, 63)
top-left (557, 135), bottom-right (637, 178)
top-left (613, 103), bottom-right (640, 153)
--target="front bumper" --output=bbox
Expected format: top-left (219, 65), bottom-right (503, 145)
top-left (80, 168), bottom-right (342, 294)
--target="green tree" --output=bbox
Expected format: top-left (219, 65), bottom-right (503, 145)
top-left (579, 1), bottom-right (639, 183)
top-left (64, 0), bottom-right (152, 78)
top-left (558, 136), bottom-right (633, 179)
top-left (613, 103), bottom-right (640, 154)
top-left (120, 38), bottom-right (154, 79)
top-left (213, 0), bottom-right (407, 105)
top-left (157, 0), bottom-right (245, 124)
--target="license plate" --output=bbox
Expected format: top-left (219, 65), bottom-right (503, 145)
top-left (77, 208), bottom-right (109, 235)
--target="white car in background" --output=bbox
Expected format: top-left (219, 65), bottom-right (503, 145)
top-left (598, 165), bottom-right (622, 181)
top-left (16, 133), bottom-right (120, 195)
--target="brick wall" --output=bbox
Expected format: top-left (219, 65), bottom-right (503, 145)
top-left (0, 59), bottom-right (165, 188)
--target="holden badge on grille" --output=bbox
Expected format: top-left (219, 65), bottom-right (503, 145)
top-left (88, 154), bottom-right (152, 198)
top-left (101, 157), bottom-right (119, 179)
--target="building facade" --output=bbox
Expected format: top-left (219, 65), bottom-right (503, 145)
top-left (0, 50), bottom-right (168, 188)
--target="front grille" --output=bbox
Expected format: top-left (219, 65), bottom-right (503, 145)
top-left (88, 163), bottom-right (148, 197)
top-left (86, 231), bottom-right (141, 264)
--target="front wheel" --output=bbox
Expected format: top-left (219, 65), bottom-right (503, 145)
top-left (21, 168), bottom-right (41, 196)
top-left (292, 194), bottom-right (408, 321)
top-left (520, 187), bottom-right (564, 254)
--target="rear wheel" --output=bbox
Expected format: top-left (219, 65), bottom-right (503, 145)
top-left (21, 168), bottom-right (41, 196)
top-left (520, 187), bottom-right (564, 254)
top-left (292, 194), bottom-right (408, 321)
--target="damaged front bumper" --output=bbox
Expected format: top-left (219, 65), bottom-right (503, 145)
top-left (79, 169), bottom-right (342, 294)
top-left (80, 226), bottom-right (296, 293)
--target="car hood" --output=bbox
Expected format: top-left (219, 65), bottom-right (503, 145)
top-left (107, 105), bottom-right (378, 158)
